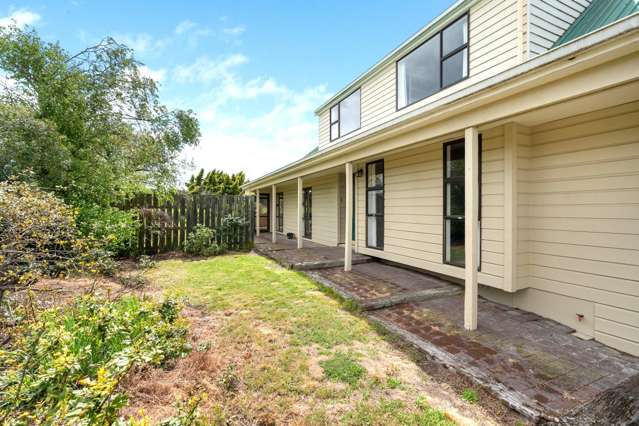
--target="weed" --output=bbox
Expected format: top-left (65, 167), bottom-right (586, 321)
top-left (217, 363), bottom-right (240, 393)
top-left (386, 377), bottom-right (402, 389)
top-left (118, 272), bottom-right (148, 288)
top-left (138, 255), bottom-right (157, 269)
top-left (196, 341), bottom-right (211, 352)
top-left (461, 388), bottom-right (479, 404)
top-left (320, 352), bottom-right (366, 386)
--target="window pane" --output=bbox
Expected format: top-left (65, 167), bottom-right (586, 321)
top-left (442, 48), bottom-right (468, 88)
top-left (442, 15), bottom-right (468, 56)
top-left (446, 182), bottom-right (465, 216)
top-left (445, 218), bottom-right (465, 266)
top-left (330, 105), bottom-right (339, 123)
top-left (376, 216), bottom-right (384, 248)
top-left (339, 90), bottom-right (361, 136)
top-left (367, 216), bottom-right (377, 248)
top-left (397, 35), bottom-right (441, 108)
top-left (330, 123), bottom-right (339, 140)
top-left (367, 216), bottom-right (384, 248)
top-left (367, 162), bottom-right (383, 187)
top-left (446, 142), bottom-right (464, 178)
top-left (259, 197), bottom-right (268, 215)
top-left (367, 189), bottom-right (384, 215)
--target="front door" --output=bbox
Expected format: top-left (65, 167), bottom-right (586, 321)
top-left (259, 193), bottom-right (270, 232)
top-left (303, 187), bottom-right (312, 239)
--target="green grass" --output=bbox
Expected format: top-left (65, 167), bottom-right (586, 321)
top-left (386, 377), bottom-right (402, 389)
top-left (148, 255), bottom-right (370, 348)
top-left (320, 352), bottom-right (366, 385)
top-left (146, 254), bottom-right (469, 424)
top-left (342, 399), bottom-right (455, 426)
top-left (461, 388), bottom-right (479, 404)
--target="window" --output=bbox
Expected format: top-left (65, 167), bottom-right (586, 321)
top-left (397, 14), bottom-right (468, 109)
top-left (443, 137), bottom-right (482, 268)
top-left (276, 192), bottom-right (284, 233)
top-left (443, 141), bottom-right (465, 267)
top-left (259, 193), bottom-right (270, 232)
top-left (330, 89), bottom-right (361, 141)
top-left (303, 187), bottom-right (312, 239)
top-left (366, 160), bottom-right (384, 249)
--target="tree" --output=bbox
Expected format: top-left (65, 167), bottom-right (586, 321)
top-left (186, 168), bottom-right (246, 195)
top-left (0, 25), bottom-right (200, 207)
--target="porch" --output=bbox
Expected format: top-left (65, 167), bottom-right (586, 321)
top-left (252, 242), bottom-right (639, 422)
top-left (246, 73), bottom-right (639, 358)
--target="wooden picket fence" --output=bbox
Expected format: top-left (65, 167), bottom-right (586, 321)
top-left (124, 193), bottom-right (255, 254)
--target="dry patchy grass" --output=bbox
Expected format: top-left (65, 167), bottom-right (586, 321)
top-left (133, 254), bottom-right (515, 425)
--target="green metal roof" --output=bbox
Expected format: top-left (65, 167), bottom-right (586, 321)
top-left (554, 0), bottom-right (639, 47)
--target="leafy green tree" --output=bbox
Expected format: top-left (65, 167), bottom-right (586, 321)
top-left (186, 168), bottom-right (246, 195)
top-left (0, 25), bottom-right (200, 207)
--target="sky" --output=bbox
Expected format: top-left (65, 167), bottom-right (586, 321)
top-left (1, 0), bottom-right (453, 183)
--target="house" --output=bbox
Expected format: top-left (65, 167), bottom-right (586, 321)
top-left (243, 0), bottom-right (639, 357)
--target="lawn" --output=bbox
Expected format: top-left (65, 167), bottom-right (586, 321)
top-left (133, 253), bottom-right (499, 425)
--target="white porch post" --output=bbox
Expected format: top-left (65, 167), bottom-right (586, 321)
top-left (297, 177), bottom-right (303, 249)
top-left (255, 189), bottom-right (260, 237)
top-left (271, 185), bottom-right (277, 243)
top-left (464, 127), bottom-right (480, 330)
top-left (344, 162), bottom-right (353, 271)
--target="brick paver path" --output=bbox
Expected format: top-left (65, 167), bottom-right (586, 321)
top-left (315, 262), bottom-right (453, 302)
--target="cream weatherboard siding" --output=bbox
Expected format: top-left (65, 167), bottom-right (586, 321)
top-left (354, 128), bottom-right (506, 289)
top-left (278, 175), bottom-right (340, 247)
top-left (318, 0), bottom-right (525, 150)
top-left (528, 0), bottom-right (591, 56)
top-left (318, 111), bottom-right (330, 150)
top-left (480, 127), bottom-right (506, 289)
top-left (280, 182), bottom-right (298, 237)
top-left (514, 102), bottom-right (639, 356)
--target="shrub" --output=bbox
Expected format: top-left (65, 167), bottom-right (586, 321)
top-left (76, 203), bottom-right (139, 257)
top-left (183, 225), bottom-right (226, 257)
top-left (0, 181), bottom-right (93, 304)
top-left (219, 215), bottom-right (249, 250)
top-left (0, 294), bottom-right (190, 424)
top-left (138, 255), bottom-right (156, 270)
top-left (159, 392), bottom-right (207, 426)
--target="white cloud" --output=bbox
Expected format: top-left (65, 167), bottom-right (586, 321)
top-left (114, 33), bottom-right (167, 55)
top-left (175, 54), bottom-right (330, 181)
top-left (173, 54), bottom-right (248, 84)
top-left (222, 25), bottom-right (245, 36)
top-left (174, 20), bottom-right (196, 35)
top-left (139, 65), bottom-right (167, 83)
top-left (0, 8), bottom-right (41, 28)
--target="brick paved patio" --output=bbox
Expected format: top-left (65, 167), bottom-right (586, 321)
top-left (369, 296), bottom-right (639, 422)
top-left (254, 233), bottom-right (371, 270)
top-left (308, 263), bottom-right (461, 310)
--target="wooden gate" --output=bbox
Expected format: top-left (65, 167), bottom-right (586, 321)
top-left (124, 193), bottom-right (256, 254)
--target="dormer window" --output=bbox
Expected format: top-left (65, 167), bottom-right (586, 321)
top-left (397, 14), bottom-right (468, 109)
top-left (330, 88), bottom-right (361, 141)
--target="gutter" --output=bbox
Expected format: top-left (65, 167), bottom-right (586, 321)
top-left (243, 14), bottom-right (639, 191)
